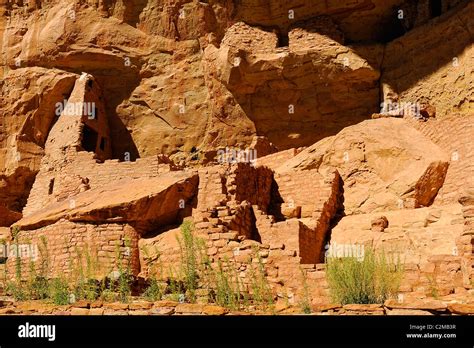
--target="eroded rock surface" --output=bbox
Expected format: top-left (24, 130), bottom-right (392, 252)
top-left (0, 68), bottom-right (77, 225)
top-left (278, 118), bottom-right (450, 214)
top-left (204, 20), bottom-right (382, 149)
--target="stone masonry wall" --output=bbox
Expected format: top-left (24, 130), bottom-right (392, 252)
top-left (221, 22), bottom-right (278, 53)
top-left (256, 148), bottom-right (300, 171)
top-left (228, 163), bottom-right (273, 213)
top-left (155, 163), bottom-right (343, 304)
top-left (22, 73), bottom-right (179, 217)
top-left (193, 208), bottom-right (337, 305)
top-left (5, 219), bottom-right (140, 280)
top-left (23, 151), bottom-right (173, 217)
top-left (271, 169), bottom-right (341, 219)
top-left (195, 163), bottom-right (273, 218)
top-left (257, 170), bottom-right (342, 264)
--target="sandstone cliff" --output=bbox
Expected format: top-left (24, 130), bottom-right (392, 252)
top-left (1, 0), bottom-right (472, 223)
top-left (0, 0), bottom-right (473, 313)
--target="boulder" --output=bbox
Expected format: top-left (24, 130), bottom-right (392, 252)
top-left (331, 205), bottom-right (464, 265)
top-left (371, 216), bottom-right (389, 232)
top-left (278, 118), bottom-right (449, 214)
top-left (14, 171), bottom-right (199, 231)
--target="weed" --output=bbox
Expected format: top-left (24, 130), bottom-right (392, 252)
top-left (326, 248), bottom-right (403, 305)
top-left (49, 277), bottom-right (70, 305)
top-left (248, 247), bottom-right (274, 311)
top-left (426, 274), bottom-right (440, 299)
top-left (177, 220), bottom-right (199, 302)
top-left (299, 267), bottom-right (312, 314)
top-left (212, 258), bottom-right (240, 310)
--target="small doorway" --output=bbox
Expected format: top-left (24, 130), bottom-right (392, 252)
top-left (82, 125), bottom-right (98, 153)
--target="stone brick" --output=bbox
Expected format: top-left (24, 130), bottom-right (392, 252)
top-left (128, 310), bottom-right (150, 315)
top-left (129, 301), bottom-right (153, 310)
top-left (447, 303), bottom-right (474, 315)
top-left (89, 308), bottom-right (105, 315)
top-left (104, 302), bottom-right (129, 311)
top-left (103, 310), bottom-right (128, 315)
top-left (219, 232), bottom-right (239, 240)
top-left (384, 299), bottom-right (447, 311)
top-left (202, 305), bottom-right (228, 315)
top-left (343, 304), bottom-right (384, 312)
top-left (386, 309), bottom-right (434, 315)
top-left (175, 303), bottom-right (205, 314)
top-left (150, 307), bottom-right (175, 315)
top-left (70, 308), bottom-right (89, 315)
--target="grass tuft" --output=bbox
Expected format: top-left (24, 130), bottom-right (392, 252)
top-left (325, 247), bottom-right (403, 305)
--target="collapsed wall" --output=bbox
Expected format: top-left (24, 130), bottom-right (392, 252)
top-left (139, 161), bottom-right (342, 302)
top-left (6, 220), bottom-right (140, 279)
top-left (4, 71), bottom-right (343, 302)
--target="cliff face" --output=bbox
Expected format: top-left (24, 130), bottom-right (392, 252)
top-left (0, 0), bottom-right (473, 310)
top-left (0, 1), bottom-right (466, 154)
top-left (382, 2), bottom-right (473, 118)
top-left (0, 0), bottom-right (472, 217)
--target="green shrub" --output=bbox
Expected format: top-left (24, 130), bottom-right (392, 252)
top-left (248, 247), bottom-right (274, 311)
top-left (143, 278), bottom-right (164, 301)
top-left (49, 278), bottom-right (70, 305)
top-left (141, 245), bottom-right (165, 301)
top-left (6, 281), bottom-right (27, 301)
top-left (299, 267), bottom-right (312, 314)
top-left (6, 227), bottom-right (26, 301)
top-left (167, 266), bottom-right (185, 302)
top-left (212, 259), bottom-right (241, 310)
top-left (117, 272), bottom-right (132, 303)
top-left (38, 236), bottom-right (50, 278)
top-left (115, 239), bottom-right (133, 303)
top-left (177, 220), bottom-right (199, 302)
top-left (325, 248), bottom-right (403, 305)
top-left (426, 274), bottom-right (439, 299)
top-left (100, 289), bottom-right (118, 302)
top-left (170, 221), bottom-right (274, 311)
top-left (28, 276), bottom-right (49, 300)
